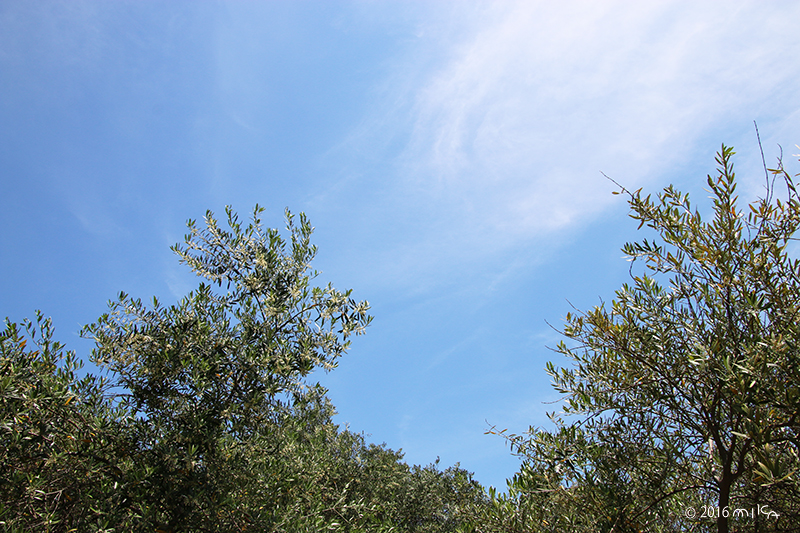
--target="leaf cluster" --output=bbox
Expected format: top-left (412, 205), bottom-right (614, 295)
top-left (1, 207), bottom-right (483, 532)
top-left (492, 146), bottom-right (800, 532)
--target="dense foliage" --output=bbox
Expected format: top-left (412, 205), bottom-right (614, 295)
top-left (480, 146), bottom-right (800, 532)
top-left (0, 313), bottom-right (130, 531)
top-left (1, 207), bottom-right (484, 532)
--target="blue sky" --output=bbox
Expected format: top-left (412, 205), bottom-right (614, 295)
top-left (2, 0), bottom-right (800, 491)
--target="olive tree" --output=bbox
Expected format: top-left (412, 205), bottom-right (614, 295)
top-left (0, 312), bottom-right (134, 531)
top-left (237, 383), bottom-right (486, 532)
top-left (80, 206), bottom-right (373, 531)
top-left (495, 146), bottom-right (800, 532)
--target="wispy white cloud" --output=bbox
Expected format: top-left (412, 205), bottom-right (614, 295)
top-left (401, 1), bottom-right (798, 224)
top-left (320, 0), bottom-right (800, 294)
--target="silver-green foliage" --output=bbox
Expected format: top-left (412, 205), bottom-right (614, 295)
top-left (484, 146), bottom-right (800, 533)
top-left (79, 206), bottom-right (373, 530)
top-left (2, 206), bottom-right (486, 532)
